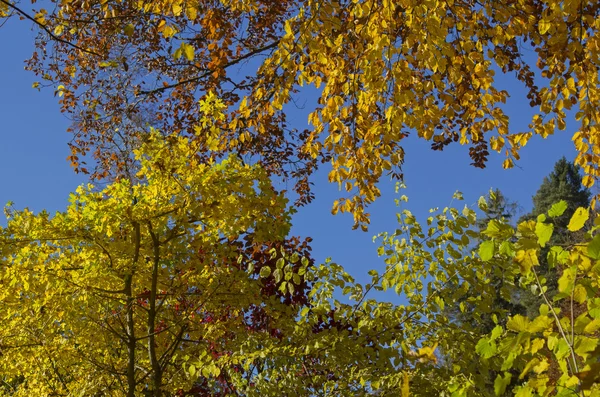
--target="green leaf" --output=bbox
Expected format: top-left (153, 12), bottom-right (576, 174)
top-left (535, 221), bottom-right (553, 247)
top-left (273, 268), bottom-right (282, 283)
top-left (483, 220), bottom-right (501, 237)
top-left (276, 257), bottom-right (285, 269)
top-left (555, 339), bottom-right (570, 359)
top-left (548, 200), bottom-right (567, 218)
top-left (529, 316), bottom-right (553, 332)
top-left (476, 338), bottom-right (496, 359)
top-left (494, 372), bottom-right (512, 396)
top-left (567, 207), bottom-right (589, 232)
top-left (574, 336), bottom-right (598, 359)
top-left (548, 246), bottom-right (567, 268)
top-left (259, 266), bottom-right (272, 278)
top-left (514, 385), bottom-right (533, 397)
top-left (584, 319), bottom-right (600, 333)
top-left (479, 240), bottom-right (495, 261)
top-left (491, 325), bottom-right (503, 340)
top-left (506, 315), bottom-right (530, 332)
top-left (588, 234), bottom-right (600, 259)
top-left (300, 307), bottom-right (310, 317)
top-left (292, 273), bottom-right (301, 285)
top-left (123, 23), bottom-right (135, 37)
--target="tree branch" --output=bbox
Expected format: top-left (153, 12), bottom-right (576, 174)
top-left (138, 40), bottom-right (280, 95)
top-left (0, 0), bottom-right (101, 57)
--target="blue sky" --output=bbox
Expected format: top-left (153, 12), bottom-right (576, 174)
top-left (0, 16), bottom-right (582, 288)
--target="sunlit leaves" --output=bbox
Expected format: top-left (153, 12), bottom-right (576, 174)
top-left (479, 240), bottom-right (495, 261)
top-left (535, 221), bottom-right (553, 247)
top-left (567, 207), bottom-right (589, 231)
top-left (588, 234), bottom-right (600, 259)
top-left (547, 200), bottom-right (567, 218)
top-left (173, 42), bottom-right (195, 61)
top-left (506, 315), bottom-right (530, 332)
top-left (476, 338), bottom-right (496, 359)
top-left (0, 129), bottom-right (298, 395)
top-left (14, 0), bottom-right (600, 228)
top-left (494, 372), bottom-right (512, 396)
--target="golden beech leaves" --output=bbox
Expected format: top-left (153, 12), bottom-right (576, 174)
top-left (2, 0), bottom-right (597, 227)
top-left (0, 130), bottom-right (299, 396)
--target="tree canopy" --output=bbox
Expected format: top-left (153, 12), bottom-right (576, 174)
top-left (1, 0), bottom-right (600, 226)
top-left (1, 0), bottom-right (600, 396)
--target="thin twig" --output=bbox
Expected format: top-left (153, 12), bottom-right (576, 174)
top-left (0, 0), bottom-right (101, 57)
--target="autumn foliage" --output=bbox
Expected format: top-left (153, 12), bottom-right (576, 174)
top-left (1, 0), bottom-right (600, 395)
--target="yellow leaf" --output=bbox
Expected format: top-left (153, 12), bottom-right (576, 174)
top-left (567, 207), bottom-right (589, 232)
top-left (186, 5), bottom-right (198, 20)
top-left (538, 19), bottom-right (551, 34)
top-left (582, 175), bottom-right (594, 188)
top-left (533, 359), bottom-right (549, 374)
top-left (181, 43), bottom-right (194, 61)
top-left (172, 2), bottom-right (183, 16)
top-left (162, 25), bottom-right (178, 38)
top-left (416, 342), bottom-right (438, 364)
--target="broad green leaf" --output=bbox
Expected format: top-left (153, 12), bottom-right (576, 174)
top-left (476, 338), bottom-right (496, 359)
top-left (535, 222), bottom-right (553, 247)
top-left (484, 220), bottom-right (501, 237)
top-left (533, 359), bottom-right (549, 374)
top-left (584, 319), bottom-right (600, 333)
top-left (514, 386), bottom-right (533, 397)
top-left (506, 315), bottom-right (530, 332)
top-left (491, 325), bottom-right (503, 340)
top-left (588, 234), bottom-right (600, 259)
top-left (259, 266), bottom-right (272, 278)
top-left (276, 257), bottom-right (285, 269)
top-left (273, 268), bottom-right (282, 283)
top-left (536, 213), bottom-right (546, 223)
top-left (529, 316), bottom-right (553, 332)
top-left (567, 207), bottom-right (589, 231)
top-left (548, 200), bottom-right (568, 218)
top-left (479, 240), bottom-right (495, 261)
top-left (555, 339), bottom-right (570, 359)
top-left (548, 246), bottom-right (568, 268)
top-left (494, 372), bottom-right (512, 396)
top-left (574, 336), bottom-right (598, 359)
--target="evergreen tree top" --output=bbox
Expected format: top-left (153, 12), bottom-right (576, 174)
top-left (531, 157), bottom-right (590, 219)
